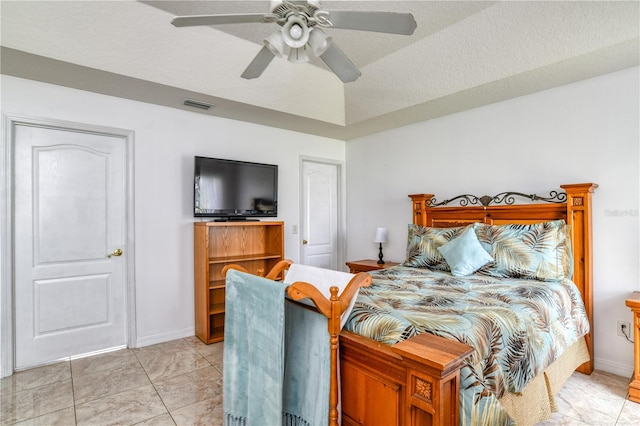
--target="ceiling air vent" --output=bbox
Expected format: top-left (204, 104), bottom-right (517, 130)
top-left (183, 99), bottom-right (213, 110)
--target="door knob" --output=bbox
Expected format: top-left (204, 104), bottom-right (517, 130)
top-left (302, 239), bottom-right (308, 245)
top-left (108, 249), bottom-right (123, 258)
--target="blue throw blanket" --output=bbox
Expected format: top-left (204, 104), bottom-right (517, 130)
top-left (283, 301), bottom-right (330, 426)
top-left (223, 269), bottom-right (330, 426)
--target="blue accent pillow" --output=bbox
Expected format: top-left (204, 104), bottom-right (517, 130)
top-left (437, 226), bottom-right (494, 276)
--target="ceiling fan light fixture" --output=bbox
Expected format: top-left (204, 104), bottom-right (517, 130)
top-left (264, 31), bottom-right (287, 57)
top-left (308, 28), bottom-right (331, 56)
top-left (282, 16), bottom-right (310, 48)
top-left (172, 2), bottom-right (417, 83)
top-left (288, 46), bottom-right (310, 63)
top-left (289, 24), bottom-right (303, 39)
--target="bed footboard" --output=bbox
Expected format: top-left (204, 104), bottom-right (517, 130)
top-left (340, 331), bottom-right (473, 426)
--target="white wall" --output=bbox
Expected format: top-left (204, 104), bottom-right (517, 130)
top-left (0, 75), bottom-right (345, 353)
top-left (346, 66), bottom-right (640, 377)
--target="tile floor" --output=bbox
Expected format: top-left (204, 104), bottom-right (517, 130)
top-left (1, 336), bottom-right (639, 425)
top-left (1, 337), bottom-right (223, 426)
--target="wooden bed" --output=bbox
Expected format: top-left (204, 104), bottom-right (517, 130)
top-left (338, 182), bottom-right (597, 426)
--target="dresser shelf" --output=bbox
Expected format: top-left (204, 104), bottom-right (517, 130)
top-left (194, 221), bottom-right (284, 344)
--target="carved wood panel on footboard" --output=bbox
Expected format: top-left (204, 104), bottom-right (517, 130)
top-left (340, 331), bottom-right (473, 426)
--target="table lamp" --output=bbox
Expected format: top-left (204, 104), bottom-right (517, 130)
top-left (374, 227), bottom-right (388, 265)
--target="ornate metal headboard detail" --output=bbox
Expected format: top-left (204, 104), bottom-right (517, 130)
top-left (425, 190), bottom-right (567, 207)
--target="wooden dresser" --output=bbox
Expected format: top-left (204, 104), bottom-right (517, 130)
top-left (625, 291), bottom-right (640, 403)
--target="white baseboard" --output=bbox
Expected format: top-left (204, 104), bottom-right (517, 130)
top-left (594, 356), bottom-right (634, 378)
top-left (134, 327), bottom-right (195, 349)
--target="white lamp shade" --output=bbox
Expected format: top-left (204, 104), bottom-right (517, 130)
top-left (264, 31), bottom-right (287, 57)
top-left (374, 227), bottom-right (388, 243)
top-left (281, 16), bottom-right (310, 48)
top-left (288, 46), bottom-right (310, 63)
top-left (308, 28), bottom-right (332, 56)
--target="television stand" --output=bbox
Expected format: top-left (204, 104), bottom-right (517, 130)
top-left (193, 221), bottom-right (285, 343)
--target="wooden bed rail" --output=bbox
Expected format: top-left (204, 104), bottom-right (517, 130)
top-left (222, 261), bottom-right (372, 426)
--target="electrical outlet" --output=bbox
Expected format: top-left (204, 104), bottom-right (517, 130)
top-left (617, 320), bottom-right (631, 337)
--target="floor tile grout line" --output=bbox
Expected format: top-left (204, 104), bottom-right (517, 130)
top-left (135, 351), bottom-right (211, 385)
top-left (70, 358), bottom-right (149, 407)
top-left (132, 345), bottom-right (177, 425)
top-left (135, 341), bottom-right (226, 422)
top-left (0, 361), bottom-right (75, 426)
top-left (0, 360), bottom-right (72, 397)
top-left (69, 359), bottom-right (78, 426)
top-left (615, 397), bottom-right (635, 425)
top-left (70, 349), bottom-right (164, 425)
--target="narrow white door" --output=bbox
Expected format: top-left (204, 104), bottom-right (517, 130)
top-left (14, 123), bottom-right (127, 369)
top-left (301, 160), bottom-right (340, 269)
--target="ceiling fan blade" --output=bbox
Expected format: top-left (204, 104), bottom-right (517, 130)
top-left (319, 41), bottom-right (361, 83)
top-left (325, 11), bottom-right (417, 35)
top-left (241, 45), bottom-right (276, 79)
top-left (171, 13), bottom-right (268, 27)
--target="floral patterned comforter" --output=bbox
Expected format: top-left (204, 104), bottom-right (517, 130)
top-left (343, 265), bottom-right (590, 425)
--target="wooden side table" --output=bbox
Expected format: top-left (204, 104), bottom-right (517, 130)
top-left (625, 291), bottom-right (640, 403)
top-left (346, 259), bottom-right (400, 273)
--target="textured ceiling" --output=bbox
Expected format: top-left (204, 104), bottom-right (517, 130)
top-left (1, 0), bottom-right (638, 140)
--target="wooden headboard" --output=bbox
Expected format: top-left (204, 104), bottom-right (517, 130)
top-left (409, 183), bottom-right (597, 374)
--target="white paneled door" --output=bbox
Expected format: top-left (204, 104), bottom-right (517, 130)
top-left (14, 122), bottom-right (128, 369)
top-left (301, 160), bottom-right (340, 270)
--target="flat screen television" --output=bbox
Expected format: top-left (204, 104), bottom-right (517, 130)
top-left (194, 156), bottom-right (278, 220)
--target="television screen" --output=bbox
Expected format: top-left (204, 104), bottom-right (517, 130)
top-left (194, 156), bottom-right (278, 219)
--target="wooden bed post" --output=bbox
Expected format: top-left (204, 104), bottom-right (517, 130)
top-left (561, 183), bottom-right (598, 374)
top-left (328, 286), bottom-right (342, 426)
top-left (287, 273), bottom-right (372, 426)
top-left (408, 194), bottom-right (434, 227)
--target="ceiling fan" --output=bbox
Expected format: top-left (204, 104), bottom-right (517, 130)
top-left (171, 0), bottom-right (417, 83)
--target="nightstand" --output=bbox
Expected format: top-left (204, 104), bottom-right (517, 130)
top-left (346, 259), bottom-right (400, 274)
top-left (625, 291), bottom-right (640, 403)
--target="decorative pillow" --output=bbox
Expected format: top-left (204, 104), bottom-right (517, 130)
top-left (437, 226), bottom-right (494, 276)
top-left (403, 224), bottom-right (469, 271)
top-left (474, 220), bottom-right (572, 281)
